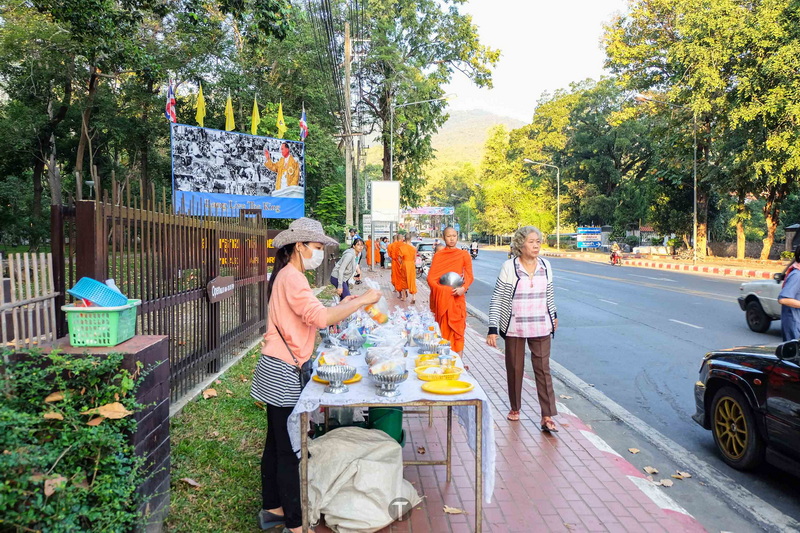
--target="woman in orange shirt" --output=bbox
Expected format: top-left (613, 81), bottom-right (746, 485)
top-left (251, 218), bottom-right (380, 532)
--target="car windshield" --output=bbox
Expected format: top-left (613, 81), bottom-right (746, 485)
top-left (417, 244), bottom-right (433, 252)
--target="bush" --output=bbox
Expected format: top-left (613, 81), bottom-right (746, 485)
top-left (625, 236), bottom-right (640, 249)
top-left (781, 250), bottom-right (795, 260)
top-left (0, 350), bottom-right (146, 532)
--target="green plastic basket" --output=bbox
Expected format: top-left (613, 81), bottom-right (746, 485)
top-left (62, 299), bottom-right (141, 347)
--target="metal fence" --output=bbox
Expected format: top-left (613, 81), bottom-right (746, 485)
top-left (52, 182), bottom-right (272, 401)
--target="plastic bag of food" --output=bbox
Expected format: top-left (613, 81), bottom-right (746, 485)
top-left (368, 358), bottom-right (407, 375)
top-left (317, 346), bottom-right (349, 366)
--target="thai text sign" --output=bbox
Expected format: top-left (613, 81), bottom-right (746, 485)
top-left (577, 227), bottom-right (601, 249)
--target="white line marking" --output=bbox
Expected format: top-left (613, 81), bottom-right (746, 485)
top-left (669, 319), bottom-right (703, 329)
top-left (599, 299), bottom-right (618, 305)
top-left (631, 274), bottom-right (676, 283)
top-left (559, 276), bottom-right (579, 283)
top-left (557, 287), bottom-right (570, 291)
top-left (628, 475), bottom-right (692, 516)
top-left (581, 430), bottom-right (621, 457)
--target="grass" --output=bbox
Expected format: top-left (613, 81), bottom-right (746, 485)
top-left (167, 346), bottom-right (267, 532)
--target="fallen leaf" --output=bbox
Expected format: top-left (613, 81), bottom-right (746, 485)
top-left (443, 505), bottom-right (466, 514)
top-left (114, 393), bottom-right (120, 401)
top-left (180, 477), bottom-right (202, 489)
top-left (671, 474), bottom-right (684, 480)
top-left (82, 402), bottom-right (133, 419)
top-left (561, 423), bottom-right (570, 428)
top-left (565, 524), bottom-right (576, 531)
top-left (417, 446), bottom-right (426, 455)
top-left (628, 448), bottom-right (640, 454)
top-left (464, 365), bottom-right (470, 371)
top-left (677, 470), bottom-right (692, 478)
top-left (45, 391), bottom-right (64, 403)
top-left (202, 388), bottom-right (218, 399)
top-left (215, 379), bottom-right (222, 385)
top-left (559, 394), bottom-right (573, 399)
top-left (225, 389), bottom-right (233, 396)
top-left (254, 401), bottom-right (266, 411)
top-left (80, 387), bottom-right (86, 395)
top-left (211, 431), bottom-right (220, 437)
top-left (29, 473), bottom-right (46, 483)
top-left (3, 450), bottom-right (11, 455)
top-left (87, 417), bottom-right (105, 426)
top-left (44, 475), bottom-right (67, 496)
top-left (643, 466), bottom-right (659, 475)
top-left (43, 412), bottom-right (63, 420)
top-left (660, 479), bottom-right (674, 487)
top-left (239, 375), bottom-right (248, 383)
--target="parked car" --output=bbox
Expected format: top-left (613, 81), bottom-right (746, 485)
top-left (415, 241), bottom-right (435, 263)
top-left (738, 267), bottom-right (791, 332)
top-left (692, 339), bottom-right (800, 476)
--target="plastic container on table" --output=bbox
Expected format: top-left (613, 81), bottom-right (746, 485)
top-left (62, 299), bottom-right (141, 347)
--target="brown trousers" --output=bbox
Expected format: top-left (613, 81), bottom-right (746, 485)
top-left (504, 335), bottom-right (557, 417)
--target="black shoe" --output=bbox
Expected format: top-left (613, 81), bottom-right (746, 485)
top-left (258, 510), bottom-right (285, 530)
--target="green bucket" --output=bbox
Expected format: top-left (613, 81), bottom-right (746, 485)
top-left (368, 407), bottom-right (405, 446)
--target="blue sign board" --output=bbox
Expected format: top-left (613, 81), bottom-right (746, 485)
top-left (454, 223), bottom-right (460, 232)
top-left (577, 226), bottom-right (601, 248)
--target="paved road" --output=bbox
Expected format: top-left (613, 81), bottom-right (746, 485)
top-left (468, 249), bottom-right (800, 525)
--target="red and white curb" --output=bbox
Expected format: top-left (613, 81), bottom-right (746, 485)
top-left (541, 253), bottom-right (774, 279)
top-left (554, 400), bottom-right (704, 531)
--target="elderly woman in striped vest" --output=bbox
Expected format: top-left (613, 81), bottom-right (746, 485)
top-left (486, 226), bottom-right (559, 432)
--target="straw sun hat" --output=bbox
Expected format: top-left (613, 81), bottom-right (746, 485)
top-left (272, 217), bottom-right (339, 249)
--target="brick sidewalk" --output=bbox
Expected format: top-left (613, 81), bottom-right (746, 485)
top-left (313, 267), bottom-right (705, 532)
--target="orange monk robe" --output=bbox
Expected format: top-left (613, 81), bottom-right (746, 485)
top-left (388, 241), bottom-right (402, 291)
top-left (365, 239), bottom-right (374, 266)
top-left (426, 247), bottom-right (474, 352)
top-left (397, 242), bottom-right (417, 294)
top-left (374, 240), bottom-right (382, 263)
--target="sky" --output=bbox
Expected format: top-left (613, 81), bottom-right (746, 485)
top-left (443, 0), bottom-right (631, 123)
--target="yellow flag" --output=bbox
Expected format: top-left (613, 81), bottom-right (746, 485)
top-left (225, 93), bottom-right (235, 131)
top-left (276, 101), bottom-right (287, 139)
top-left (251, 97), bottom-right (261, 135)
top-left (195, 83), bottom-right (206, 127)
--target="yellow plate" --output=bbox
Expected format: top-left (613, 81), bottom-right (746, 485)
top-left (421, 380), bottom-right (474, 395)
top-left (415, 353), bottom-right (438, 367)
top-left (312, 373), bottom-right (362, 385)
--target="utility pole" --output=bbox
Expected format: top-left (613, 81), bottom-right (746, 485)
top-left (344, 22), bottom-right (353, 228)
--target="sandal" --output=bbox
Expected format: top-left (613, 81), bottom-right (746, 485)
top-left (540, 418), bottom-right (559, 433)
top-left (258, 510), bottom-right (285, 530)
top-left (507, 410), bottom-right (520, 421)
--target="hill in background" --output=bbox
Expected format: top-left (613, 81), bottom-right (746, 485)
top-left (365, 109), bottom-right (526, 167)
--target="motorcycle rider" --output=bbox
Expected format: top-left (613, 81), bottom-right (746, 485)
top-left (610, 241), bottom-right (622, 265)
top-left (470, 240), bottom-right (479, 258)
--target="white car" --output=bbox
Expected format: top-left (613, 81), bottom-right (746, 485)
top-left (738, 269), bottom-right (789, 332)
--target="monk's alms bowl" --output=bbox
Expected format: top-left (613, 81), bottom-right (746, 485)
top-left (371, 370), bottom-right (409, 398)
top-left (316, 364), bottom-right (357, 394)
top-left (439, 271), bottom-right (464, 288)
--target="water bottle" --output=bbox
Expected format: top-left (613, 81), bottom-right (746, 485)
top-left (105, 279), bottom-right (123, 294)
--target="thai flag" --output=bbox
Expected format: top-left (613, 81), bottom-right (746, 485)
top-left (165, 83), bottom-right (176, 123)
top-left (299, 105), bottom-right (308, 140)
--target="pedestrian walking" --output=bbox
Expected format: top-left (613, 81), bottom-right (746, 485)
top-left (251, 218), bottom-right (380, 532)
top-left (778, 245), bottom-right (800, 341)
top-left (398, 234), bottom-right (418, 303)
top-left (486, 226), bottom-right (559, 431)
top-left (330, 238), bottom-right (364, 298)
top-left (379, 237), bottom-right (388, 269)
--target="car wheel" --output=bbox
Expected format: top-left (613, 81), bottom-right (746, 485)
top-left (711, 386), bottom-right (765, 470)
top-left (745, 300), bottom-right (771, 333)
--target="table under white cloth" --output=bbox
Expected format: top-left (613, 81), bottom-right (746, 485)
top-left (288, 347), bottom-right (496, 504)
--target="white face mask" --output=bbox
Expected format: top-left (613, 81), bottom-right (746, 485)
top-left (302, 247), bottom-right (325, 270)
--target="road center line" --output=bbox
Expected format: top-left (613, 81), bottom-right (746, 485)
top-left (669, 319), bottom-right (703, 329)
top-left (599, 299), bottom-right (618, 305)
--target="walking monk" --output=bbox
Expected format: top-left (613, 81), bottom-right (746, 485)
top-left (364, 235), bottom-right (374, 268)
top-left (388, 234), bottom-right (403, 297)
top-left (427, 227), bottom-right (473, 352)
top-left (398, 234), bottom-right (418, 304)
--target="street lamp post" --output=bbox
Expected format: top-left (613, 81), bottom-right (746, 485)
top-left (634, 94), bottom-right (698, 264)
top-left (389, 95), bottom-right (453, 181)
top-left (523, 159), bottom-right (560, 250)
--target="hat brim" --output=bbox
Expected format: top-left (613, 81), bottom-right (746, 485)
top-left (273, 229), bottom-right (339, 249)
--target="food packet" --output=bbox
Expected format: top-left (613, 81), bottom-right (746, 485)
top-left (336, 322), bottom-right (363, 343)
top-left (317, 346), bottom-right (349, 366)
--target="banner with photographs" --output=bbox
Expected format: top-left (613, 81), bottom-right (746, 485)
top-left (171, 124), bottom-right (305, 218)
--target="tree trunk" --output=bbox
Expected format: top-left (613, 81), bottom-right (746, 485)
top-left (47, 134), bottom-right (62, 206)
top-left (762, 195), bottom-right (779, 260)
top-left (695, 188), bottom-right (708, 258)
top-left (75, 66), bottom-right (100, 200)
top-left (735, 193), bottom-right (746, 259)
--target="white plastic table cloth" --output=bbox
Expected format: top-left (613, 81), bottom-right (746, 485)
top-left (288, 348), bottom-right (496, 504)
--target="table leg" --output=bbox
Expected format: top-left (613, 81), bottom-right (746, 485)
top-left (300, 411), bottom-right (310, 533)
top-left (475, 401), bottom-right (483, 533)
top-left (446, 406), bottom-right (452, 482)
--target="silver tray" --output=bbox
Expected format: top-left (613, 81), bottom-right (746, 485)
top-left (316, 364), bottom-right (357, 394)
top-left (370, 371), bottom-right (409, 397)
